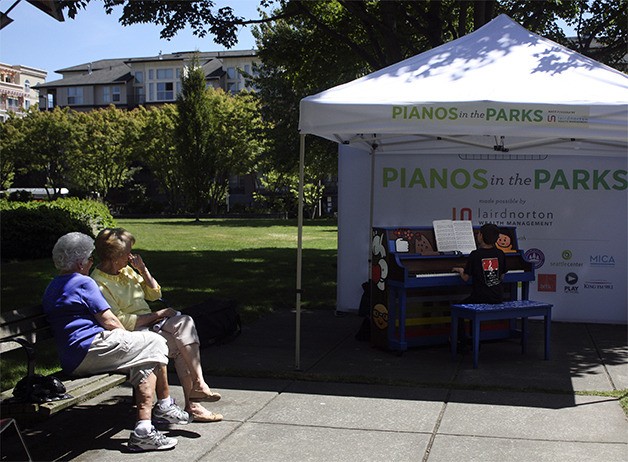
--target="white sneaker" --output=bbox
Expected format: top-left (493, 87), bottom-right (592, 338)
top-left (128, 427), bottom-right (178, 452)
top-left (153, 400), bottom-right (191, 425)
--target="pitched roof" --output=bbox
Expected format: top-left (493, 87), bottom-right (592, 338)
top-left (36, 62), bottom-right (133, 88)
top-left (35, 50), bottom-right (256, 89)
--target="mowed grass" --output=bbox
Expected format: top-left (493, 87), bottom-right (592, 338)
top-left (1, 218), bottom-right (338, 390)
top-left (115, 218), bottom-right (339, 316)
top-left (1, 218), bottom-right (338, 316)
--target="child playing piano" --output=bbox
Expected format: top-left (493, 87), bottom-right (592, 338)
top-left (452, 223), bottom-right (507, 350)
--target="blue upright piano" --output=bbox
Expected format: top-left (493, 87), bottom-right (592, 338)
top-left (369, 226), bottom-right (535, 353)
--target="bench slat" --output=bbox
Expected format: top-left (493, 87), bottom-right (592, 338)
top-left (1, 373), bottom-right (127, 419)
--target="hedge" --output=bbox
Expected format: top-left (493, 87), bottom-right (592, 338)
top-left (0, 198), bottom-right (116, 260)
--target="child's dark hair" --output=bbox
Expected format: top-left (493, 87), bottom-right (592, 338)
top-left (480, 223), bottom-right (500, 245)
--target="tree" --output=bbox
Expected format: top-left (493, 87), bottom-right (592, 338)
top-left (71, 105), bottom-right (142, 200)
top-left (5, 107), bottom-right (80, 199)
top-left (175, 61), bottom-right (216, 219)
top-left (175, 58), bottom-right (267, 218)
top-left (136, 104), bottom-right (185, 212)
top-left (0, 113), bottom-right (26, 190)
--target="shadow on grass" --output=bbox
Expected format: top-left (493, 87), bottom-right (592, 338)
top-left (1, 248), bottom-right (338, 319)
top-left (141, 247), bottom-right (337, 317)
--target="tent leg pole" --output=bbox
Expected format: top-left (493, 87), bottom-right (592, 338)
top-left (368, 147), bottom-right (377, 280)
top-left (295, 134), bottom-right (305, 371)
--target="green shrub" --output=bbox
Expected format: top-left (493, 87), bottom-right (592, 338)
top-left (0, 198), bottom-right (116, 260)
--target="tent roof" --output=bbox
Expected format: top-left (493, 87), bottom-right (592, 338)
top-left (299, 15), bottom-right (628, 151)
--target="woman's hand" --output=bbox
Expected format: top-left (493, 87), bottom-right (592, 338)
top-left (128, 253), bottom-right (147, 273)
top-left (156, 308), bottom-right (178, 319)
top-left (128, 253), bottom-right (160, 290)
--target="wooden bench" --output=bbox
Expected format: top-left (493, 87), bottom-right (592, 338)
top-left (0, 305), bottom-right (127, 422)
top-left (450, 300), bottom-right (553, 368)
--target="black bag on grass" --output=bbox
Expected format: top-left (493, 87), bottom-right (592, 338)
top-left (183, 298), bottom-right (242, 347)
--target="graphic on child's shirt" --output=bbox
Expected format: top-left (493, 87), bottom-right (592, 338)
top-left (482, 257), bottom-right (500, 287)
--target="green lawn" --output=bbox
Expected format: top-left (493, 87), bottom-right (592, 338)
top-left (2, 218), bottom-right (338, 315)
top-left (1, 217), bottom-right (338, 390)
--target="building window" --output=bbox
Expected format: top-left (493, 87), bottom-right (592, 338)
top-left (24, 100), bottom-right (30, 110)
top-left (7, 98), bottom-right (20, 110)
top-left (135, 71), bottom-right (144, 83)
top-left (134, 87), bottom-right (145, 104)
top-left (156, 82), bottom-right (174, 100)
top-left (226, 67), bottom-right (236, 79)
top-left (103, 86), bottom-right (121, 103)
top-left (67, 87), bottom-right (83, 105)
top-left (156, 68), bottom-right (173, 80)
top-left (24, 80), bottom-right (31, 93)
top-left (149, 69), bottom-right (154, 80)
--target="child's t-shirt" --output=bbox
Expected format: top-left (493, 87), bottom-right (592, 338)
top-left (463, 247), bottom-right (507, 303)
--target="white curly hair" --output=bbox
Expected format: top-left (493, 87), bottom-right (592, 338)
top-left (52, 232), bottom-right (94, 272)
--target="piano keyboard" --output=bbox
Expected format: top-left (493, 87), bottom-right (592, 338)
top-left (413, 269), bottom-right (524, 278)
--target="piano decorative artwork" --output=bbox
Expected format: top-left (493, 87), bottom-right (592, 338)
top-left (370, 225), bottom-right (534, 352)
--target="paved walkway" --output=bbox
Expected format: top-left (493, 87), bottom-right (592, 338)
top-left (7, 310), bottom-right (628, 461)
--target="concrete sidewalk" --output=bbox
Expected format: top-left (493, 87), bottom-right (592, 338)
top-left (7, 309), bottom-right (628, 461)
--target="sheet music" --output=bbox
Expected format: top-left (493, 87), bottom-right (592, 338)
top-left (432, 220), bottom-right (477, 254)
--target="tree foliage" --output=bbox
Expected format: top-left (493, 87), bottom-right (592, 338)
top-left (136, 104), bottom-right (184, 211)
top-left (61, 0), bottom-right (626, 70)
top-left (72, 105), bottom-right (142, 200)
top-left (175, 61), bottom-right (216, 218)
top-left (0, 113), bottom-right (26, 190)
top-left (175, 60), bottom-right (266, 218)
top-left (3, 107), bottom-right (80, 198)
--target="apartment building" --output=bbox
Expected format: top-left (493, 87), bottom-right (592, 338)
top-left (0, 62), bottom-right (47, 121)
top-left (36, 50), bottom-right (257, 111)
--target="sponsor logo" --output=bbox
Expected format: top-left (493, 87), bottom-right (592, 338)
top-left (537, 274), bottom-right (556, 292)
top-left (565, 273), bottom-right (578, 285)
top-left (583, 279), bottom-right (614, 290)
top-left (550, 249), bottom-right (583, 268)
top-left (564, 272), bottom-right (579, 294)
top-left (524, 248), bottom-right (545, 269)
top-left (590, 255), bottom-right (616, 267)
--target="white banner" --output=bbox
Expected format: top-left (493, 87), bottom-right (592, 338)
top-left (337, 145), bottom-right (627, 324)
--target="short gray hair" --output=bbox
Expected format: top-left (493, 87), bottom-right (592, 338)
top-left (52, 232), bottom-right (94, 272)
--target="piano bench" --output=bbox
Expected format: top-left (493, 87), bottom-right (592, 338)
top-left (450, 300), bottom-right (553, 368)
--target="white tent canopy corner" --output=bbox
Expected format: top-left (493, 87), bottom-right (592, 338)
top-left (294, 14), bottom-right (628, 368)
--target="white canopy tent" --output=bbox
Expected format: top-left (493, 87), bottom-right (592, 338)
top-left (294, 14), bottom-right (628, 368)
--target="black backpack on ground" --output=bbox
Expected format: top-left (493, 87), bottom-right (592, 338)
top-left (183, 298), bottom-right (242, 347)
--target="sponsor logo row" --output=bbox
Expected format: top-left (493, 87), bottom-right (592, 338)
top-left (524, 248), bottom-right (617, 270)
top-left (536, 273), bottom-right (614, 294)
top-left (523, 248), bottom-right (617, 294)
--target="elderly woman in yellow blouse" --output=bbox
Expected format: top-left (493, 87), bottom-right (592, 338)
top-left (91, 228), bottom-right (222, 423)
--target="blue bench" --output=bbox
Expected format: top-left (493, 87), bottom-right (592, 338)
top-left (450, 300), bottom-right (552, 368)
